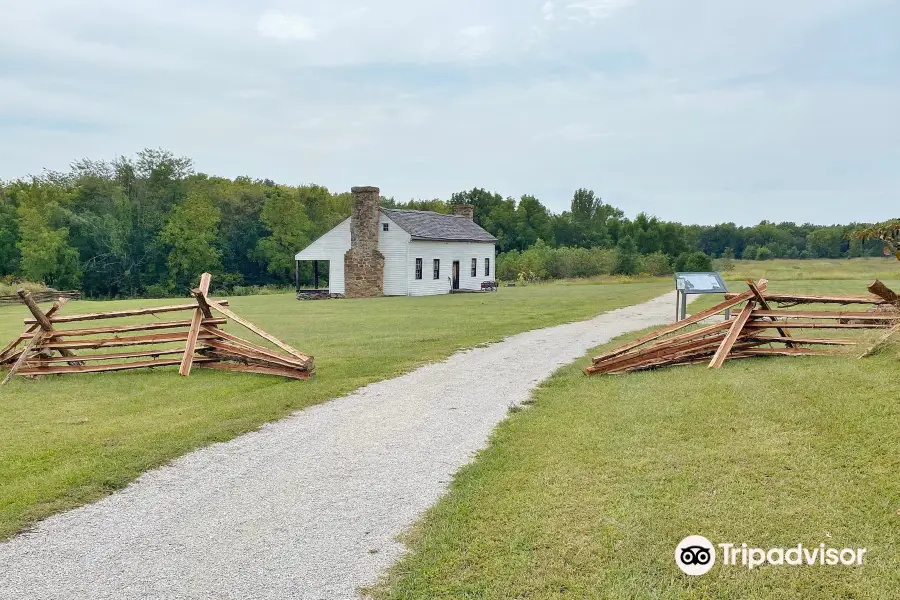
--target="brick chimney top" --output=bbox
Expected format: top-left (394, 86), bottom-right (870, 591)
top-left (451, 204), bottom-right (475, 221)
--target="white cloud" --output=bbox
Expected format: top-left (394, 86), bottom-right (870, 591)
top-left (459, 25), bottom-right (491, 38)
top-left (256, 10), bottom-right (318, 41)
top-left (566, 0), bottom-right (635, 21)
top-left (542, 2), bottom-right (556, 20)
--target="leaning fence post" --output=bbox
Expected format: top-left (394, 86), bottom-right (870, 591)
top-left (18, 291), bottom-right (83, 366)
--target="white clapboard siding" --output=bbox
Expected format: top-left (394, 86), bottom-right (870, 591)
top-left (379, 214), bottom-right (412, 296)
top-left (295, 218), bottom-right (350, 295)
top-left (406, 241), bottom-right (496, 297)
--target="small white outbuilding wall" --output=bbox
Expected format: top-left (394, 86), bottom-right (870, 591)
top-left (295, 215), bottom-right (496, 297)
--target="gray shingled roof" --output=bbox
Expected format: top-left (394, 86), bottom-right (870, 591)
top-left (381, 209), bottom-right (497, 243)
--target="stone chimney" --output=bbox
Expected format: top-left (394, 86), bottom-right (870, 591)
top-left (344, 186), bottom-right (385, 298)
top-left (451, 204), bottom-right (475, 221)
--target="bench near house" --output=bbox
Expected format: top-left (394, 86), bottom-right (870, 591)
top-left (294, 186), bottom-right (498, 298)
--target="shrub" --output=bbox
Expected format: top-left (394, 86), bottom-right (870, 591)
top-left (144, 283), bottom-right (176, 299)
top-left (756, 246), bottom-right (774, 261)
top-left (785, 246), bottom-right (800, 259)
top-left (638, 252), bottom-right (672, 276)
top-left (496, 250), bottom-right (521, 281)
top-left (674, 251), bottom-right (713, 272)
top-left (742, 244), bottom-right (759, 260)
top-left (518, 240), bottom-right (551, 280)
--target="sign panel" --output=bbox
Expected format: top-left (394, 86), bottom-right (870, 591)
top-left (674, 272), bottom-right (728, 294)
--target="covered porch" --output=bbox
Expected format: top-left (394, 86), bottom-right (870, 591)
top-left (294, 259), bottom-right (330, 294)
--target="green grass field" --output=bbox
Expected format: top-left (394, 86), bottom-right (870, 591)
top-left (0, 280), bottom-right (670, 540)
top-left (370, 272), bottom-right (900, 599)
top-left (724, 257), bottom-right (900, 281)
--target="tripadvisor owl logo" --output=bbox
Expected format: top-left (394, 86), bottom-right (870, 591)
top-left (675, 535), bottom-right (868, 575)
top-left (675, 535), bottom-right (716, 576)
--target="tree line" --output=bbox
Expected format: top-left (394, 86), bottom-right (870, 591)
top-left (0, 149), bottom-right (888, 297)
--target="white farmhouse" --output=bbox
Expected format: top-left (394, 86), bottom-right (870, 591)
top-left (294, 186), bottom-right (497, 298)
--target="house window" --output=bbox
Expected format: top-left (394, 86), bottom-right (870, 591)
top-left (471, 258), bottom-right (477, 277)
top-left (433, 259), bottom-right (440, 280)
top-left (415, 258), bottom-right (423, 280)
top-left (382, 223), bottom-right (389, 232)
top-left (485, 258), bottom-right (491, 277)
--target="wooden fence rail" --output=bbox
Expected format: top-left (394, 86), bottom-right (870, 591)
top-left (0, 290), bottom-right (80, 306)
top-left (586, 279), bottom-right (900, 376)
top-left (0, 275), bottom-right (313, 385)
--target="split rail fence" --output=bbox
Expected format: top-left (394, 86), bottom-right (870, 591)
top-left (0, 290), bottom-right (80, 306)
top-left (1, 274), bottom-right (313, 385)
top-left (587, 279), bottom-right (900, 375)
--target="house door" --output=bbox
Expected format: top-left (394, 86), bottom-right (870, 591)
top-left (452, 261), bottom-right (460, 290)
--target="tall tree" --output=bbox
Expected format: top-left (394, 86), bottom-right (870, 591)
top-left (515, 194), bottom-right (553, 250)
top-left (15, 181), bottom-right (81, 288)
top-left (159, 191), bottom-right (222, 290)
top-left (255, 187), bottom-right (312, 282)
top-left (0, 185), bottom-right (21, 275)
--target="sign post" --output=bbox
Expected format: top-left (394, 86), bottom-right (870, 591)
top-left (674, 272), bottom-right (729, 322)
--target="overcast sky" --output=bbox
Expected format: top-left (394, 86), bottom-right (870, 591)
top-left (1, 0), bottom-right (897, 225)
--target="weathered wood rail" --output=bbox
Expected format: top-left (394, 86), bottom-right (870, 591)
top-left (0, 275), bottom-right (313, 385)
top-left (586, 279), bottom-right (900, 375)
top-left (0, 290), bottom-right (80, 306)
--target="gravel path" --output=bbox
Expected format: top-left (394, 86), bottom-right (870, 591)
top-left (0, 291), bottom-right (688, 600)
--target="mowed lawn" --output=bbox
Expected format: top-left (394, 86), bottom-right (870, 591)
top-left (371, 274), bottom-right (900, 599)
top-left (0, 280), bottom-right (670, 540)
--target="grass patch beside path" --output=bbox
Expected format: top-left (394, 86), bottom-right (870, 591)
top-left (0, 280), bottom-right (668, 540)
top-left (371, 282), bottom-right (900, 600)
top-left (725, 257), bottom-right (900, 282)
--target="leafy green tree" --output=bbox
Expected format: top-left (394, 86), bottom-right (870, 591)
top-left (255, 187), bottom-right (312, 282)
top-left (159, 191), bottom-right (222, 290)
top-left (115, 150), bottom-right (192, 294)
top-left (0, 185), bottom-right (21, 275)
top-left (806, 227), bottom-right (846, 258)
top-left (514, 195), bottom-right (553, 250)
top-left (558, 188), bottom-right (618, 248)
top-left (613, 235), bottom-right (638, 275)
top-left (699, 223), bottom-right (743, 257)
top-left (64, 168), bottom-right (136, 297)
top-left (15, 181), bottom-right (81, 288)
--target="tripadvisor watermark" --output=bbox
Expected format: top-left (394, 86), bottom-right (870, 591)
top-left (675, 535), bottom-right (867, 576)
